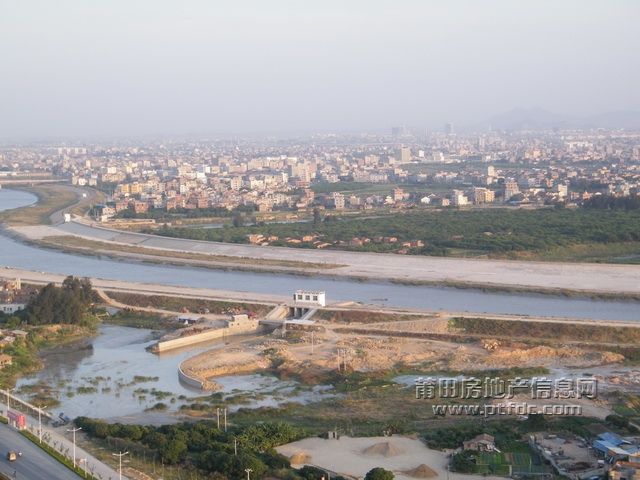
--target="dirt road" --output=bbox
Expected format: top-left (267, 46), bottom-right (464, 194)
top-left (3, 266), bottom-right (640, 327)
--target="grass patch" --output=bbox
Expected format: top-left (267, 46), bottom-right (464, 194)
top-left (0, 322), bottom-right (96, 388)
top-left (510, 241), bottom-right (640, 263)
top-left (105, 291), bottom-right (273, 317)
top-left (315, 309), bottom-right (425, 323)
top-left (102, 309), bottom-right (175, 329)
top-left (0, 185), bottom-right (78, 226)
top-left (450, 316), bottom-right (640, 345)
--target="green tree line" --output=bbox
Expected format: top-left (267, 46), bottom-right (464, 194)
top-left (149, 206), bottom-right (640, 256)
top-left (75, 417), bottom-right (305, 479)
top-left (20, 276), bottom-right (96, 326)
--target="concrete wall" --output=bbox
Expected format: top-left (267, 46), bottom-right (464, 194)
top-left (178, 363), bottom-right (205, 389)
top-left (153, 322), bottom-right (262, 353)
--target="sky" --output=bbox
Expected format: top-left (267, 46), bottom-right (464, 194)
top-left (1, 0), bottom-right (639, 138)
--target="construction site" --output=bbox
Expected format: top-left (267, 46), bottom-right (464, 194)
top-left (169, 290), bottom-right (640, 401)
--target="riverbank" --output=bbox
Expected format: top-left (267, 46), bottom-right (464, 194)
top-left (4, 188), bottom-right (640, 322)
top-left (0, 321), bottom-right (98, 390)
top-left (10, 229), bottom-right (640, 300)
top-left (3, 186), bottom-right (640, 299)
top-left (9, 215), bottom-right (640, 298)
top-left (0, 184), bottom-right (101, 226)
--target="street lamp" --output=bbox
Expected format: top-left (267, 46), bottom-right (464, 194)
top-left (66, 426), bottom-right (82, 468)
top-left (37, 405), bottom-right (47, 443)
top-left (112, 451), bottom-right (129, 480)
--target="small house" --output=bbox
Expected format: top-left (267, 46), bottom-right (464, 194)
top-left (463, 433), bottom-right (497, 452)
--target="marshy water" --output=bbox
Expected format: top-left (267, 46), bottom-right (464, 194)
top-left (16, 325), bottom-right (335, 424)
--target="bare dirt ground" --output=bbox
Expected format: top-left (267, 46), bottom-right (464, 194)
top-left (96, 288), bottom-right (229, 321)
top-left (276, 435), bottom-right (505, 480)
top-left (180, 315), bottom-right (625, 390)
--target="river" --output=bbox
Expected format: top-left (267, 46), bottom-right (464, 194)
top-left (2, 188), bottom-right (639, 423)
top-left (1, 189), bottom-right (639, 321)
top-left (15, 325), bottom-right (335, 424)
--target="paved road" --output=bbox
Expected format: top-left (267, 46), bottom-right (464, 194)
top-left (0, 423), bottom-right (80, 480)
top-left (2, 266), bottom-right (639, 327)
top-left (49, 186), bottom-right (100, 225)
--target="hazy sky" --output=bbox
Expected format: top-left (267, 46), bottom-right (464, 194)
top-left (1, 1), bottom-right (639, 138)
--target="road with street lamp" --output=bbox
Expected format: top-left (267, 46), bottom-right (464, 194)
top-left (0, 422), bottom-right (81, 479)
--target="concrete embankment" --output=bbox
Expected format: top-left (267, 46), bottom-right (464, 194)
top-left (180, 358), bottom-right (270, 392)
top-left (33, 217), bottom-right (640, 296)
top-left (152, 324), bottom-right (266, 353)
top-left (178, 362), bottom-right (208, 390)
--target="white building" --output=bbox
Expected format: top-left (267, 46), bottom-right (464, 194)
top-left (451, 190), bottom-right (469, 206)
top-left (0, 304), bottom-right (25, 315)
top-left (293, 290), bottom-right (326, 307)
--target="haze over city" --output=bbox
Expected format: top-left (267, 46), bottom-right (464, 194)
top-left (2, 0), bottom-right (639, 138)
top-left (3, 3), bottom-right (640, 480)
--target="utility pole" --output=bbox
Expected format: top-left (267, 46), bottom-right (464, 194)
top-left (67, 427), bottom-right (82, 468)
top-left (112, 451), bottom-right (129, 480)
top-left (224, 407), bottom-right (227, 432)
top-left (216, 408), bottom-right (220, 429)
top-left (337, 348), bottom-right (347, 372)
top-left (38, 405), bottom-right (47, 443)
top-left (311, 331), bottom-right (314, 355)
top-left (245, 468), bottom-right (253, 480)
top-left (234, 437), bottom-right (237, 455)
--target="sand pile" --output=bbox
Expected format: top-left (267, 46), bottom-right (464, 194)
top-left (403, 464), bottom-right (438, 478)
top-left (289, 452), bottom-right (311, 464)
top-left (488, 346), bottom-right (624, 367)
top-left (363, 441), bottom-right (405, 457)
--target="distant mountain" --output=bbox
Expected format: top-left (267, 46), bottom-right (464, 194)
top-left (486, 107), bottom-right (640, 131)
top-left (488, 108), bottom-right (573, 130)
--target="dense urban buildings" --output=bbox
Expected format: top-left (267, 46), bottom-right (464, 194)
top-left (1, 129), bottom-right (639, 226)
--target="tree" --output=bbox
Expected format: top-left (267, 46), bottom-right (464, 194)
top-left (23, 277), bottom-right (95, 326)
top-left (159, 438), bottom-right (188, 464)
top-left (365, 467), bottom-right (394, 480)
top-left (236, 422), bottom-right (302, 453)
top-left (229, 453), bottom-right (267, 480)
top-left (313, 207), bottom-right (322, 225)
top-left (524, 413), bottom-right (546, 429)
top-left (451, 451), bottom-right (476, 473)
top-left (2, 316), bottom-right (21, 328)
top-left (232, 212), bottom-right (244, 227)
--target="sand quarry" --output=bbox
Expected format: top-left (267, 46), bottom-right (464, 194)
top-left (277, 435), bottom-right (505, 480)
top-left (180, 315), bottom-right (624, 390)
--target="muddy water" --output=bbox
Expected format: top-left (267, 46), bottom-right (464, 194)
top-left (16, 325), bottom-right (334, 424)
